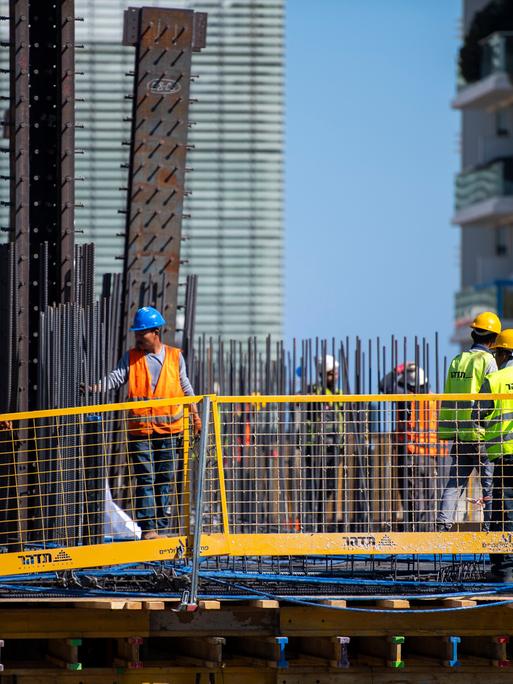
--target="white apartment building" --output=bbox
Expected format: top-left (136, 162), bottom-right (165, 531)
top-left (452, 0), bottom-right (513, 343)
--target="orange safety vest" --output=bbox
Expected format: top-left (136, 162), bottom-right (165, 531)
top-left (127, 345), bottom-right (184, 436)
top-left (403, 400), bottom-right (447, 457)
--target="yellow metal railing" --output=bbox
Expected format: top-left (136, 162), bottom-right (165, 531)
top-left (0, 393), bottom-right (511, 575)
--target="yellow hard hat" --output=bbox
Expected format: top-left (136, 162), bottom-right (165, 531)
top-left (494, 329), bottom-right (513, 350)
top-left (471, 311), bottom-right (501, 335)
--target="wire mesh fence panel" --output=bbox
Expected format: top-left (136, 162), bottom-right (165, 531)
top-left (208, 394), bottom-right (513, 558)
top-left (0, 397), bottom-right (199, 571)
top-left (3, 393), bottom-right (513, 576)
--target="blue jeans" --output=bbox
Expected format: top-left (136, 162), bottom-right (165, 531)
top-left (437, 440), bottom-right (494, 530)
top-left (129, 432), bottom-right (178, 531)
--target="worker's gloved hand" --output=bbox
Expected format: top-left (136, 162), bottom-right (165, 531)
top-left (193, 415), bottom-right (202, 435)
top-left (80, 382), bottom-right (97, 395)
top-left (0, 420), bottom-right (12, 431)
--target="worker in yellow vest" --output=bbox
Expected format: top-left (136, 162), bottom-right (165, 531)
top-left (436, 311), bottom-right (501, 532)
top-left (305, 354), bottom-right (344, 532)
top-left (474, 329), bottom-right (513, 581)
top-left (99, 306), bottom-right (201, 540)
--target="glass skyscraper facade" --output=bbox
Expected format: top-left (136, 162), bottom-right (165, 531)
top-left (79, 0), bottom-right (284, 341)
top-left (0, 0), bottom-right (284, 341)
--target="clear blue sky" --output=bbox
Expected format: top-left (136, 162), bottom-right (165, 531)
top-left (285, 0), bottom-right (460, 367)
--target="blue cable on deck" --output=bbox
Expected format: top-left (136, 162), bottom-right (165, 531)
top-left (194, 574), bottom-right (513, 613)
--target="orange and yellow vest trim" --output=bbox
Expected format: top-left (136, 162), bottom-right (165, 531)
top-left (127, 345), bottom-right (184, 436)
top-left (403, 400), bottom-right (447, 457)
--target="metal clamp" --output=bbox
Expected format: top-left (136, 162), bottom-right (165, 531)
top-left (173, 589), bottom-right (196, 613)
top-left (336, 636), bottom-right (350, 668)
top-left (388, 635), bottom-right (404, 668)
top-left (275, 637), bottom-right (288, 669)
top-left (494, 635), bottom-right (510, 668)
top-left (445, 636), bottom-right (461, 667)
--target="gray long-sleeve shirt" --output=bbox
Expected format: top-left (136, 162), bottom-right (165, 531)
top-left (100, 347), bottom-right (194, 396)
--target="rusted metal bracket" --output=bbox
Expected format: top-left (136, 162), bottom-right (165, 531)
top-left (120, 7), bottom-right (206, 347)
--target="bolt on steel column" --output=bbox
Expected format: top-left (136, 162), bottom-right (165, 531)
top-left (121, 7), bottom-right (207, 348)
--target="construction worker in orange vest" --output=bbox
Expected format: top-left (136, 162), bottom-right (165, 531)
top-left (383, 363), bottom-right (445, 530)
top-left (98, 306), bottom-right (201, 540)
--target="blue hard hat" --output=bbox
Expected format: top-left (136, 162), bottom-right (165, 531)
top-left (130, 306), bottom-right (166, 331)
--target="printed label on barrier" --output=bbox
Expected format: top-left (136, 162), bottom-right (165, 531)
top-left (482, 533), bottom-right (513, 553)
top-left (17, 549), bottom-right (73, 566)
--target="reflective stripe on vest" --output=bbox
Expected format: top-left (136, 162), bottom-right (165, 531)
top-left (483, 366), bottom-right (513, 460)
top-left (127, 345), bottom-right (184, 435)
top-left (438, 351), bottom-right (491, 442)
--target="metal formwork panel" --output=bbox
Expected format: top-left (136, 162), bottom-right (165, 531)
top-left (121, 7), bottom-right (206, 344)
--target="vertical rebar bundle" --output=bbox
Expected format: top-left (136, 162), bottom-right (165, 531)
top-left (188, 334), bottom-right (447, 398)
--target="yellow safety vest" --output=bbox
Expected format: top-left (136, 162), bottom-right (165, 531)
top-left (483, 365), bottom-right (513, 461)
top-left (438, 350), bottom-right (491, 441)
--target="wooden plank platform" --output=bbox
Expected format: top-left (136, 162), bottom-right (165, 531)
top-left (0, 594), bottom-right (510, 638)
top-left (0, 595), bottom-right (511, 681)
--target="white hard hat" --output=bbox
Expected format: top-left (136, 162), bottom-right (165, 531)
top-left (318, 354), bottom-right (339, 374)
top-left (405, 363), bottom-right (426, 388)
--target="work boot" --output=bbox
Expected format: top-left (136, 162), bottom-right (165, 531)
top-left (141, 530), bottom-right (159, 540)
top-left (436, 523), bottom-right (452, 532)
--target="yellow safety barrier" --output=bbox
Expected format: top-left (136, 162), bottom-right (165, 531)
top-left (0, 397), bottom-right (200, 575)
top-left (0, 392), bottom-right (512, 575)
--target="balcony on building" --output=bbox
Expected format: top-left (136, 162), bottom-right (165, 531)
top-left (453, 279), bottom-right (513, 345)
top-left (452, 32), bottom-right (513, 111)
top-left (453, 157), bottom-right (513, 226)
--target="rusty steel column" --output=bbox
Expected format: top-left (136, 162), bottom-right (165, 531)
top-left (3, 0), bottom-right (31, 548)
top-left (1, 0), bottom-right (77, 548)
top-left (8, 0), bottom-right (30, 413)
top-left (60, 0), bottom-right (76, 303)
top-left (121, 7), bottom-right (207, 346)
top-left (8, 0), bottom-right (77, 410)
